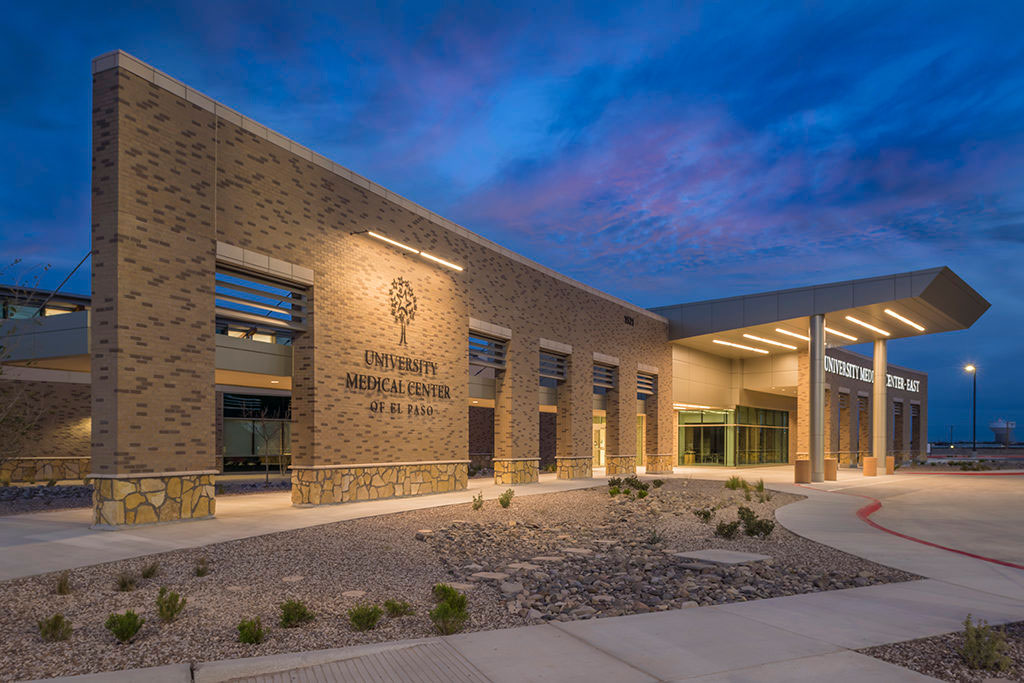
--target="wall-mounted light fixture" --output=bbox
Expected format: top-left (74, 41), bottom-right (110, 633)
top-left (363, 230), bottom-right (464, 272)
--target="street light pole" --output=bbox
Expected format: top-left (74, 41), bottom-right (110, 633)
top-left (964, 365), bottom-right (977, 455)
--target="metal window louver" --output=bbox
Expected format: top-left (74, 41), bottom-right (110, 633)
top-left (911, 404), bottom-right (921, 418)
top-left (593, 363), bottom-right (616, 390)
top-left (637, 373), bottom-right (656, 396)
top-left (539, 352), bottom-right (568, 381)
top-left (469, 334), bottom-right (508, 369)
top-left (215, 266), bottom-right (308, 334)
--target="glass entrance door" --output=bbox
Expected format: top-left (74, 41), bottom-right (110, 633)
top-left (592, 418), bottom-right (606, 467)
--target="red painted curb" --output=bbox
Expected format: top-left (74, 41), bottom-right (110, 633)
top-left (793, 483), bottom-right (1024, 572)
top-left (901, 471), bottom-right (1024, 476)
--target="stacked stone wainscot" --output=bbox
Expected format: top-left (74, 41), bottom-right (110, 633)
top-left (644, 453), bottom-right (675, 474)
top-left (605, 454), bottom-right (637, 476)
top-left (291, 461), bottom-right (469, 506)
top-left (493, 458), bottom-right (539, 485)
top-left (555, 456), bottom-right (592, 480)
top-left (1, 457), bottom-right (90, 483)
top-left (91, 471), bottom-right (216, 528)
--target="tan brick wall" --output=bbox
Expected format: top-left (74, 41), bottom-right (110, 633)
top-left (95, 64), bottom-right (673, 505)
top-left (0, 379), bottom-right (90, 481)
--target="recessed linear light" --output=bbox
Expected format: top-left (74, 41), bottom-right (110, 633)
top-left (775, 328), bottom-right (810, 342)
top-left (742, 333), bottom-right (797, 350)
top-left (845, 315), bottom-right (890, 337)
top-left (270, 380), bottom-right (280, 384)
top-left (713, 339), bottom-right (769, 354)
top-left (884, 308), bottom-right (925, 331)
top-left (674, 403), bottom-right (711, 410)
top-left (366, 230), bottom-right (464, 271)
top-left (824, 326), bottom-right (858, 342)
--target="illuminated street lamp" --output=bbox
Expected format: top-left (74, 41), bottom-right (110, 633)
top-left (964, 364), bottom-right (977, 454)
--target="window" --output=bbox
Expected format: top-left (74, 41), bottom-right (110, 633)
top-left (678, 406), bottom-right (789, 466)
top-left (215, 267), bottom-right (307, 345)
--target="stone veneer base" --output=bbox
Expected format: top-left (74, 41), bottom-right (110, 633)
top-left (291, 461), bottom-right (468, 506)
top-left (644, 454), bottom-right (675, 475)
top-left (1, 457), bottom-right (91, 483)
top-left (555, 457), bottom-right (593, 480)
top-left (493, 458), bottom-right (540, 485)
top-left (92, 472), bottom-right (216, 528)
top-left (605, 454), bottom-right (637, 476)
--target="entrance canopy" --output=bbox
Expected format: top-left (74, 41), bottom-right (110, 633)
top-left (650, 267), bottom-right (989, 357)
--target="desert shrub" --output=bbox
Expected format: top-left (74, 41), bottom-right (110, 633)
top-left (432, 583), bottom-right (461, 604)
top-left (737, 506), bottom-right (775, 538)
top-left (961, 614), bottom-right (1011, 672)
top-left (384, 599), bottom-right (415, 617)
top-left (652, 479), bottom-right (664, 488)
top-left (156, 587), bottom-right (186, 622)
top-left (498, 488), bottom-right (515, 508)
top-left (237, 617), bottom-right (266, 644)
top-left (607, 477), bottom-right (623, 488)
top-left (623, 475), bottom-right (649, 492)
top-left (754, 479), bottom-right (765, 492)
top-left (646, 527), bottom-right (663, 544)
top-left (693, 507), bottom-right (715, 523)
top-left (116, 573), bottom-right (136, 592)
top-left (38, 614), bottom-right (72, 642)
top-left (348, 603), bottom-right (383, 631)
top-left (430, 597), bottom-right (468, 635)
top-left (279, 600), bottom-right (314, 628)
top-left (637, 489), bottom-right (649, 499)
top-left (46, 478), bottom-right (57, 487)
top-left (471, 492), bottom-right (484, 510)
top-left (55, 571), bottom-right (71, 595)
top-left (608, 486), bottom-right (621, 496)
top-left (141, 561), bottom-right (159, 579)
top-left (743, 489), bottom-right (752, 501)
top-left (195, 557), bottom-right (210, 577)
top-left (714, 520), bottom-right (740, 539)
top-left (105, 610), bottom-right (144, 643)
top-left (725, 476), bottom-right (745, 490)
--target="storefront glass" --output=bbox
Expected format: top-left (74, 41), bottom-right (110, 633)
top-left (678, 406), bottom-right (788, 466)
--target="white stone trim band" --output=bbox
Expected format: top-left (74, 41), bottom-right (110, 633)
top-left (92, 49), bottom-right (666, 323)
top-left (637, 362), bottom-right (659, 375)
top-left (217, 242), bottom-right (314, 285)
top-left (593, 352), bottom-right (620, 366)
top-left (88, 470), bottom-right (219, 479)
top-left (469, 318), bottom-right (512, 340)
top-left (540, 338), bottom-right (573, 355)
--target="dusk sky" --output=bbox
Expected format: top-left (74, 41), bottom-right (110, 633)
top-left (3, 1), bottom-right (1022, 441)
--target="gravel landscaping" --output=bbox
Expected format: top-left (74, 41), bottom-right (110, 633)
top-left (0, 478), bottom-right (917, 680)
top-left (861, 620), bottom-right (1024, 681)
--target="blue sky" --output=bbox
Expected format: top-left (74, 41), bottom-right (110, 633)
top-left (3, 1), bottom-right (1023, 441)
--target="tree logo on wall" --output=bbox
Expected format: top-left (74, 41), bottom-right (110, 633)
top-left (389, 277), bottom-right (417, 346)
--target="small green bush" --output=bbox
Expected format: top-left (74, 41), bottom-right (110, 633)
top-left (637, 489), bottom-right (649, 499)
top-left (715, 520), bottom-right (740, 539)
top-left (961, 614), bottom-right (1011, 672)
top-left (693, 507), bottom-right (715, 523)
top-left (652, 479), bottom-right (664, 488)
top-left (116, 573), bottom-right (136, 592)
top-left (737, 506), bottom-right (775, 538)
top-left (55, 571), bottom-right (71, 595)
top-left (623, 475), bottom-right (649, 492)
top-left (46, 478), bottom-right (58, 487)
top-left (646, 527), bottom-right (663, 544)
top-left (348, 603), bottom-right (383, 631)
top-left (432, 583), bottom-right (461, 604)
top-left (156, 587), bottom-right (186, 622)
top-left (38, 614), bottom-right (72, 642)
top-left (725, 476), bottom-right (745, 490)
top-left (607, 477), bottom-right (623, 488)
top-left (743, 489), bottom-right (752, 501)
top-left (105, 610), bottom-right (144, 643)
top-left (384, 599), bottom-right (415, 617)
top-left (754, 478), bottom-right (765, 492)
top-left (141, 561), bottom-right (159, 579)
top-left (430, 599), bottom-right (468, 634)
top-left (195, 557), bottom-right (210, 577)
top-left (608, 485), bottom-right (621, 496)
top-left (279, 600), bottom-right (314, 628)
top-left (237, 617), bottom-right (266, 644)
top-left (472, 492), bottom-right (484, 510)
top-left (498, 488), bottom-right (515, 508)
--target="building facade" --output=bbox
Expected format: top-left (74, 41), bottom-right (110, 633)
top-left (0, 51), bottom-right (990, 528)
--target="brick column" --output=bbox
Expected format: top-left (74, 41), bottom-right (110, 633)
top-left (556, 352), bottom-right (592, 479)
top-left (493, 336), bottom-right (539, 484)
top-left (90, 64), bottom-right (217, 528)
top-left (606, 361), bottom-right (637, 476)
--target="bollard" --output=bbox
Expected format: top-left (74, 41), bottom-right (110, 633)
top-left (824, 457), bottom-right (838, 481)
top-left (862, 456), bottom-right (877, 476)
top-left (794, 458), bottom-right (811, 483)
